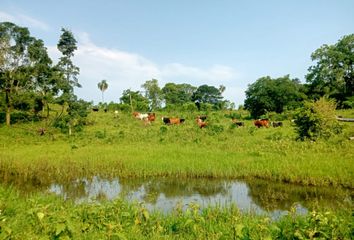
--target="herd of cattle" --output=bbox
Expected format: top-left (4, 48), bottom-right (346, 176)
top-left (130, 111), bottom-right (283, 129)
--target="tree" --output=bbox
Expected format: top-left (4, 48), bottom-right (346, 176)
top-left (0, 22), bottom-right (49, 125)
top-left (120, 89), bottom-right (149, 112)
top-left (192, 84), bottom-right (224, 109)
top-left (162, 82), bottom-right (196, 106)
top-left (306, 34), bottom-right (354, 106)
top-left (244, 75), bottom-right (306, 118)
top-left (141, 79), bottom-right (162, 110)
top-left (56, 28), bottom-right (80, 97)
top-left (55, 28), bottom-right (81, 135)
top-left (97, 79), bottom-right (108, 103)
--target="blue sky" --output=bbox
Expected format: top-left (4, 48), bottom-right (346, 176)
top-left (1, 1), bottom-right (353, 106)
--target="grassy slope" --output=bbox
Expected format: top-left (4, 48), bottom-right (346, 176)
top-left (0, 110), bottom-right (353, 188)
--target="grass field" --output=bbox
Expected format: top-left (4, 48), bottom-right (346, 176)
top-left (0, 109), bottom-right (354, 238)
top-left (0, 109), bottom-right (353, 188)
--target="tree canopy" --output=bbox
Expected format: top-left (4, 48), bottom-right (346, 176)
top-left (98, 79), bottom-right (108, 102)
top-left (0, 22), bottom-right (51, 125)
top-left (192, 84), bottom-right (224, 108)
top-left (244, 75), bottom-right (306, 118)
top-left (162, 83), bottom-right (196, 106)
top-left (306, 34), bottom-right (354, 106)
top-left (141, 79), bottom-right (162, 110)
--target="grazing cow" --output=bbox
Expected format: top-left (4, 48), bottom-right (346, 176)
top-left (147, 112), bottom-right (156, 122)
top-left (231, 118), bottom-right (245, 127)
top-left (133, 111), bottom-right (149, 120)
top-left (197, 115), bottom-right (208, 121)
top-left (162, 117), bottom-right (185, 125)
top-left (254, 119), bottom-right (270, 128)
top-left (196, 116), bottom-right (208, 128)
top-left (92, 107), bottom-right (99, 112)
top-left (271, 121), bottom-right (283, 127)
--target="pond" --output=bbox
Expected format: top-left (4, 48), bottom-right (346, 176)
top-left (43, 177), bottom-right (353, 217)
top-left (1, 175), bottom-right (352, 217)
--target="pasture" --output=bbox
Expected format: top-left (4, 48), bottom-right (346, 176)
top-left (0, 109), bottom-right (353, 239)
top-left (1, 109), bottom-right (353, 187)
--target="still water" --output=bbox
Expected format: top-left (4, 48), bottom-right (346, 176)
top-left (46, 177), bottom-right (353, 216)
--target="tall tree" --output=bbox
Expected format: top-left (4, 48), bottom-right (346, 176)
top-left (244, 75), bottom-right (306, 118)
top-left (192, 84), bottom-right (223, 107)
top-left (141, 79), bottom-right (162, 110)
top-left (0, 22), bottom-right (48, 125)
top-left (55, 28), bottom-right (81, 135)
top-left (162, 82), bottom-right (196, 106)
top-left (120, 89), bottom-right (149, 112)
top-left (97, 79), bottom-right (108, 102)
top-left (306, 34), bottom-right (354, 106)
top-left (56, 28), bottom-right (80, 96)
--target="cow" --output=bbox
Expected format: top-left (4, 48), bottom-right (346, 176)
top-left (271, 121), bottom-right (283, 127)
top-left (196, 116), bottom-right (208, 128)
top-left (133, 111), bottom-right (149, 120)
top-left (92, 107), bottom-right (99, 112)
top-left (232, 118), bottom-right (245, 127)
top-left (162, 117), bottom-right (185, 125)
top-left (254, 119), bottom-right (270, 128)
top-left (147, 112), bottom-right (156, 122)
top-left (197, 115), bottom-right (208, 121)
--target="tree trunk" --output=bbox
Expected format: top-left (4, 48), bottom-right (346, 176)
top-left (5, 107), bottom-right (10, 126)
top-left (68, 123), bottom-right (72, 136)
top-left (5, 89), bottom-right (11, 126)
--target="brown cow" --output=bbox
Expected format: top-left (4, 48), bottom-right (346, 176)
top-left (196, 116), bottom-right (208, 128)
top-left (254, 119), bottom-right (270, 128)
top-left (147, 112), bottom-right (156, 122)
top-left (162, 117), bottom-right (185, 125)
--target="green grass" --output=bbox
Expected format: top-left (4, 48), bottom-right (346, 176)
top-left (0, 110), bottom-right (354, 188)
top-left (0, 186), bottom-right (352, 239)
top-left (1, 110), bottom-right (353, 239)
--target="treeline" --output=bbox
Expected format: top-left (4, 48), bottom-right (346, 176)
top-left (109, 34), bottom-right (354, 118)
top-left (116, 79), bottom-right (229, 113)
top-left (1, 21), bottom-right (353, 128)
top-left (245, 34), bottom-right (354, 118)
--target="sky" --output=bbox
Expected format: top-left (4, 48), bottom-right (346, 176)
top-left (1, 1), bottom-right (353, 106)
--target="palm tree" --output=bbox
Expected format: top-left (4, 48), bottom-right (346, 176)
top-left (97, 80), bottom-right (108, 102)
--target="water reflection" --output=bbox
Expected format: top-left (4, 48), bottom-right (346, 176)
top-left (47, 177), bottom-right (353, 215)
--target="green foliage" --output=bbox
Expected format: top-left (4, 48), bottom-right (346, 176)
top-left (0, 22), bottom-right (52, 125)
top-left (192, 85), bottom-right (224, 109)
top-left (0, 186), bottom-right (352, 239)
top-left (294, 98), bottom-right (342, 141)
top-left (53, 99), bottom-right (90, 134)
top-left (97, 79), bottom-right (108, 102)
top-left (306, 34), bottom-right (354, 106)
top-left (141, 79), bottom-right (163, 110)
top-left (120, 89), bottom-right (149, 112)
top-left (162, 82), bottom-right (196, 107)
top-left (244, 75), bottom-right (306, 118)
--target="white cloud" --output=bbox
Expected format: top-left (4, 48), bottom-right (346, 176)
top-left (0, 11), bottom-right (49, 30)
top-left (47, 32), bottom-right (244, 105)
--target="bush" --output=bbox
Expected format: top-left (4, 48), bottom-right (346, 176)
top-left (294, 98), bottom-right (342, 141)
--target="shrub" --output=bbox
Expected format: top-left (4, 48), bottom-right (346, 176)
top-left (294, 98), bottom-right (342, 141)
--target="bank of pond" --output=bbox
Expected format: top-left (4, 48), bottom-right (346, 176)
top-left (0, 176), bottom-right (353, 239)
